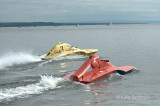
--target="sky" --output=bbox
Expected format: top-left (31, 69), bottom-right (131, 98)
top-left (0, 0), bottom-right (160, 23)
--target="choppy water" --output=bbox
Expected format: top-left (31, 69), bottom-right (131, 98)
top-left (0, 24), bottom-right (160, 106)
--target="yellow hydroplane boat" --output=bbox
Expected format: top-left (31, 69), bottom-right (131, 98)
top-left (42, 42), bottom-right (98, 60)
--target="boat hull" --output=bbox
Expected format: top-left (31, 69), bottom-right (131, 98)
top-left (42, 42), bottom-right (98, 60)
top-left (63, 55), bottom-right (134, 83)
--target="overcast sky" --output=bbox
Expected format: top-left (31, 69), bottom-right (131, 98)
top-left (0, 0), bottom-right (160, 22)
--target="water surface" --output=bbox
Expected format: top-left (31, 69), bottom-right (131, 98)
top-left (0, 24), bottom-right (160, 106)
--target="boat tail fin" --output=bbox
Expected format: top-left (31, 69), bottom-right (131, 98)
top-left (115, 66), bottom-right (134, 75)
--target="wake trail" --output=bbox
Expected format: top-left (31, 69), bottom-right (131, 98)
top-left (0, 75), bottom-right (63, 102)
top-left (0, 52), bottom-right (41, 70)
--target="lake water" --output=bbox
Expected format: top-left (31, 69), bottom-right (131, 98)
top-left (0, 24), bottom-right (160, 106)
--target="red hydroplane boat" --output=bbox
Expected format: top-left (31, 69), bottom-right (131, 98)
top-left (63, 55), bottom-right (134, 83)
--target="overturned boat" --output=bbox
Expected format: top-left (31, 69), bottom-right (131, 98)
top-left (42, 42), bottom-right (98, 60)
top-left (63, 55), bottom-right (134, 83)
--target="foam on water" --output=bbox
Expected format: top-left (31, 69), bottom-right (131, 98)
top-left (0, 75), bottom-right (63, 102)
top-left (0, 52), bottom-right (41, 70)
top-left (39, 55), bottom-right (88, 66)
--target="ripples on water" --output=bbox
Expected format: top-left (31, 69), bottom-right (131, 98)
top-left (0, 53), bottom-right (87, 104)
top-left (0, 25), bottom-right (160, 105)
top-left (0, 51), bottom-right (136, 105)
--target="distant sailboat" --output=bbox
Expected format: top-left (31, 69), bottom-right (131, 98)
top-left (76, 24), bottom-right (79, 27)
top-left (109, 22), bottom-right (112, 25)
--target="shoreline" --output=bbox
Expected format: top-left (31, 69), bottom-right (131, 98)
top-left (0, 22), bottom-right (149, 27)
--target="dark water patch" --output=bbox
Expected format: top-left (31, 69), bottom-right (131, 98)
top-left (4, 61), bottom-right (42, 72)
top-left (0, 76), bottom-right (40, 89)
